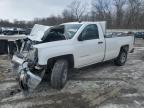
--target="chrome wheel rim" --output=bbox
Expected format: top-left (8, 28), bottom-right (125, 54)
top-left (62, 65), bottom-right (68, 84)
top-left (121, 52), bottom-right (126, 63)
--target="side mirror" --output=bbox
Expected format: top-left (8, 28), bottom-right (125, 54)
top-left (78, 36), bottom-right (83, 41)
top-left (78, 33), bottom-right (85, 41)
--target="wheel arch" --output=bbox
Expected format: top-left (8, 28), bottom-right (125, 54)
top-left (120, 45), bottom-right (129, 53)
top-left (47, 54), bottom-right (74, 70)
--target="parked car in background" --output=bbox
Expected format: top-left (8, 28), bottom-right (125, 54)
top-left (25, 28), bottom-right (32, 35)
top-left (3, 28), bottom-right (18, 35)
top-left (2, 27), bottom-right (30, 35)
top-left (134, 32), bottom-right (144, 39)
top-left (0, 27), bottom-right (2, 34)
top-left (17, 28), bottom-right (26, 35)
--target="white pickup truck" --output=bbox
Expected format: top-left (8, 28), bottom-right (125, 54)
top-left (12, 22), bottom-right (134, 91)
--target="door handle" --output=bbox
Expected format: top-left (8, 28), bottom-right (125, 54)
top-left (98, 41), bottom-right (103, 44)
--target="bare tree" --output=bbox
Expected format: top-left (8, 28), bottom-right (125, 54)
top-left (62, 9), bottom-right (75, 22)
top-left (92, 0), bottom-right (112, 28)
top-left (113, 0), bottom-right (126, 27)
top-left (1, 0), bottom-right (144, 29)
top-left (67, 0), bottom-right (87, 21)
top-left (126, 0), bottom-right (144, 28)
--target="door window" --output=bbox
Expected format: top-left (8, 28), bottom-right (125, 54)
top-left (80, 24), bottom-right (99, 40)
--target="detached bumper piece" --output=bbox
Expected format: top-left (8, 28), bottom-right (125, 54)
top-left (19, 70), bottom-right (42, 91)
top-left (12, 55), bottom-right (44, 92)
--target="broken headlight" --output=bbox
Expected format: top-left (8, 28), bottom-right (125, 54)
top-left (26, 47), bottom-right (38, 62)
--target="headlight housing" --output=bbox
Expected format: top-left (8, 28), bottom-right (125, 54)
top-left (26, 47), bottom-right (38, 62)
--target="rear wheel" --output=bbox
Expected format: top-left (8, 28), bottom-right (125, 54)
top-left (50, 59), bottom-right (68, 89)
top-left (114, 49), bottom-right (127, 66)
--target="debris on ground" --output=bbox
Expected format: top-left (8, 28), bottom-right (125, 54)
top-left (0, 39), bottom-right (144, 108)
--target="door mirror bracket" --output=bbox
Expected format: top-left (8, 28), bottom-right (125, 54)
top-left (78, 33), bottom-right (84, 41)
top-left (78, 36), bottom-right (83, 41)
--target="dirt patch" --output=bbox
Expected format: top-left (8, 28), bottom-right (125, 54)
top-left (0, 74), bottom-right (5, 81)
top-left (0, 39), bottom-right (144, 108)
top-left (120, 88), bottom-right (138, 94)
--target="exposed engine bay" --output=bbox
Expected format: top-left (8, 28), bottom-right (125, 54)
top-left (12, 24), bottom-right (68, 91)
top-left (12, 38), bottom-right (43, 91)
top-left (12, 23), bottom-right (82, 92)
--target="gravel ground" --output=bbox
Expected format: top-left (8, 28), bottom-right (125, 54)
top-left (0, 39), bottom-right (144, 108)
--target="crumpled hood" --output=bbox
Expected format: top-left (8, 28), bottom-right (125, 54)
top-left (28, 24), bottom-right (50, 41)
top-left (33, 40), bottom-right (73, 49)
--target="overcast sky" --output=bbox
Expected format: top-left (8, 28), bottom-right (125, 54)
top-left (0, 0), bottom-right (90, 22)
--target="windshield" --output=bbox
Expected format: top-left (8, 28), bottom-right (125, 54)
top-left (42, 24), bottom-right (82, 42)
top-left (64, 24), bottom-right (82, 39)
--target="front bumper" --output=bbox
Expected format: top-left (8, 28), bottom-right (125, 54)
top-left (12, 55), bottom-right (44, 91)
top-left (12, 55), bottom-right (25, 66)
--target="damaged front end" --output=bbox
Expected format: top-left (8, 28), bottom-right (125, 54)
top-left (12, 39), bottom-right (45, 92)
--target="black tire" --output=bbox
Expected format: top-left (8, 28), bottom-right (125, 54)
top-left (50, 59), bottom-right (68, 89)
top-left (114, 49), bottom-right (127, 66)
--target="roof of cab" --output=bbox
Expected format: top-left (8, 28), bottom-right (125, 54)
top-left (62, 21), bottom-right (105, 25)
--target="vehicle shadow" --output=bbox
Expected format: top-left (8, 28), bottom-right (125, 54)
top-left (68, 60), bottom-right (114, 79)
top-left (38, 60), bottom-right (115, 88)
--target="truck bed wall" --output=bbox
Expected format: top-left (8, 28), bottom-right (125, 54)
top-left (104, 36), bottom-right (134, 61)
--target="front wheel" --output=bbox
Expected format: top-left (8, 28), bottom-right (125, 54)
top-left (50, 59), bottom-right (68, 89)
top-left (114, 49), bottom-right (127, 66)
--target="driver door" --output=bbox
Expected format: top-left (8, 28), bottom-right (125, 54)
top-left (75, 24), bottom-right (105, 68)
